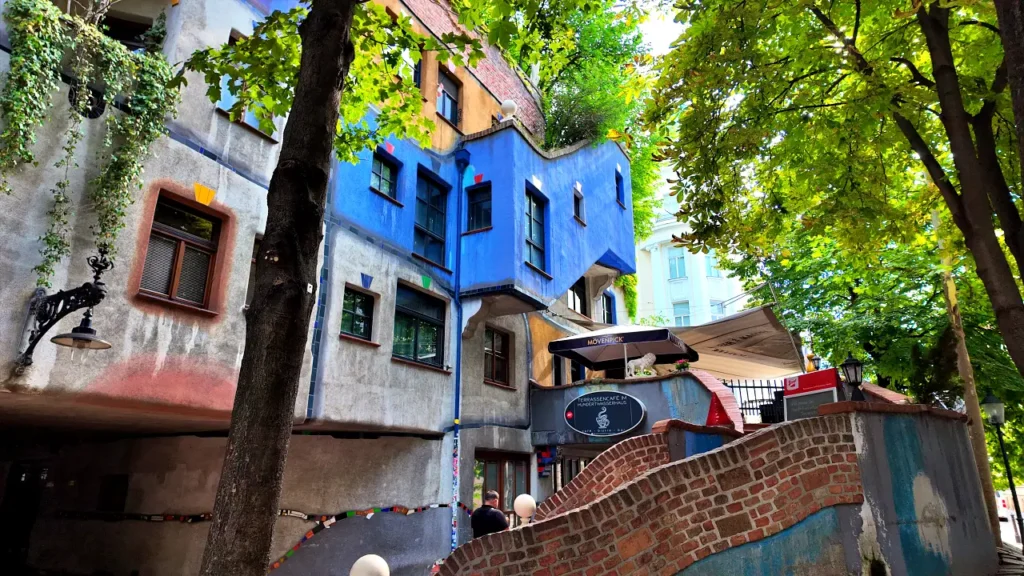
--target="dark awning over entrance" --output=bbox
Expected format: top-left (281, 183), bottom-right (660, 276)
top-left (547, 325), bottom-right (699, 371)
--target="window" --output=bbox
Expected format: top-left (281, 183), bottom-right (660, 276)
top-left (436, 68), bottom-right (460, 126)
top-left (413, 59), bottom-right (422, 88)
top-left (706, 251), bottom-right (722, 278)
top-left (245, 238), bottom-right (261, 308)
top-left (217, 34), bottom-right (275, 138)
top-left (567, 277), bottom-right (588, 316)
top-left (414, 174), bottom-right (447, 265)
top-left (140, 196), bottom-right (221, 308)
top-left (393, 285), bottom-right (445, 366)
top-left (573, 188), bottom-right (585, 223)
top-left (484, 327), bottom-right (510, 386)
top-left (668, 247), bottom-right (687, 279)
top-left (99, 15), bottom-right (152, 51)
top-left (371, 153), bottom-right (398, 199)
top-left (602, 293), bottom-right (615, 324)
top-left (97, 474), bottom-right (129, 513)
top-left (673, 302), bottom-right (690, 327)
top-left (710, 300), bottom-right (725, 321)
top-left (570, 360), bottom-right (586, 382)
top-left (553, 356), bottom-right (564, 387)
top-left (342, 289), bottom-right (374, 340)
top-left (467, 183), bottom-right (492, 231)
top-left (525, 190), bottom-right (545, 270)
top-left (473, 453), bottom-right (529, 516)
top-left (615, 171), bottom-right (625, 206)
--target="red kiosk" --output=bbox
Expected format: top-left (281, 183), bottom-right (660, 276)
top-left (783, 368), bottom-right (844, 420)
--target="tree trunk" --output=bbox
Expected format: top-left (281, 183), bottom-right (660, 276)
top-left (994, 0), bottom-right (1024, 193)
top-left (198, 1), bottom-right (357, 574)
top-left (934, 209), bottom-right (1001, 538)
top-left (915, 5), bottom-right (1024, 381)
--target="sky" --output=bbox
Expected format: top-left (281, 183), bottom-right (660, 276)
top-left (639, 9), bottom-right (685, 56)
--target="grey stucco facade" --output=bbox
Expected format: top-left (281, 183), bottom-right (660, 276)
top-left (0, 0), bottom-right (640, 573)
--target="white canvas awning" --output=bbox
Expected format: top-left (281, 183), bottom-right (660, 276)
top-left (670, 306), bottom-right (803, 379)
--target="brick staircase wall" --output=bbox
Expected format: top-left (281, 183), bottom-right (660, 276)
top-left (440, 415), bottom-right (863, 576)
top-left (535, 434), bottom-right (670, 522)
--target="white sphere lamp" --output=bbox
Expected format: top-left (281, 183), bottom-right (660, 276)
top-left (350, 554), bottom-right (390, 576)
top-left (513, 494), bottom-right (536, 520)
top-left (500, 99), bottom-right (518, 120)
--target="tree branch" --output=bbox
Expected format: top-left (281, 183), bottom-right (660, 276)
top-left (890, 57), bottom-right (935, 88)
top-left (853, 0), bottom-right (862, 44)
top-left (767, 67), bottom-right (835, 106)
top-left (891, 111), bottom-right (966, 230)
top-left (808, 6), bottom-right (873, 74)
top-left (960, 19), bottom-right (1000, 35)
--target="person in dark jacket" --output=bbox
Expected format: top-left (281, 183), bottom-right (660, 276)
top-left (471, 490), bottom-right (509, 538)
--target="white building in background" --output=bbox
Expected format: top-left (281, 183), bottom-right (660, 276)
top-left (633, 181), bottom-right (748, 326)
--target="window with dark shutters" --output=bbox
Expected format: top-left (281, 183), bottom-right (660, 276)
top-left (483, 327), bottom-right (510, 387)
top-left (467, 183), bottom-right (492, 232)
top-left (140, 196), bottom-right (221, 309)
top-left (414, 175), bottom-right (447, 266)
top-left (436, 68), bottom-right (460, 126)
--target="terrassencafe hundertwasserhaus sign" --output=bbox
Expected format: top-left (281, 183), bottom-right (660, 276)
top-left (564, 391), bottom-right (646, 437)
top-left (783, 368), bottom-right (842, 421)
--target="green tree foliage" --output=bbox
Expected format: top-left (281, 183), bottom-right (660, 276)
top-left (647, 0), bottom-right (1024, 377)
top-left (724, 218), bottom-right (1024, 489)
top-left (0, 0), bottom-right (179, 286)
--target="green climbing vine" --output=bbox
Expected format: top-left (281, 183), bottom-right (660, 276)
top-left (0, 0), bottom-right (179, 286)
top-left (614, 274), bottom-right (638, 321)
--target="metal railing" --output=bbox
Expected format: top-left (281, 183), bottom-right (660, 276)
top-left (724, 379), bottom-right (787, 424)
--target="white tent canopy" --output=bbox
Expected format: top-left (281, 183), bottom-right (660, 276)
top-left (671, 305), bottom-right (803, 379)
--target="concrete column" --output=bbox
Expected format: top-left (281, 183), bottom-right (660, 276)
top-left (649, 244), bottom-right (669, 321)
top-left (692, 252), bottom-right (711, 325)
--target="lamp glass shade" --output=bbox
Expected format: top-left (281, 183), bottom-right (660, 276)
top-left (811, 355), bottom-right (822, 371)
top-left (839, 353), bottom-right (863, 385)
top-left (350, 555), bottom-right (389, 576)
top-left (51, 319), bottom-right (111, 350)
top-left (499, 99), bottom-right (518, 118)
top-left (513, 494), bottom-right (536, 519)
top-left (981, 393), bottom-right (1005, 425)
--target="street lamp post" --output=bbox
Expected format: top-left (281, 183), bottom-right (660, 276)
top-left (982, 393), bottom-right (1024, 541)
top-left (839, 353), bottom-right (865, 401)
top-left (15, 249), bottom-right (113, 371)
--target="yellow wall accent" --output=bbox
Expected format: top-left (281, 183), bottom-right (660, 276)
top-left (528, 313), bottom-right (575, 387)
top-left (376, 0), bottom-right (510, 151)
top-left (193, 182), bottom-right (216, 206)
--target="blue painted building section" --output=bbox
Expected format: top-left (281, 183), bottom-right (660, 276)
top-left (531, 374), bottom-right (713, 446)
top-left (461, 128), bottom-right (635, 303)
top-left (684, 430), bottom-right (725, 457)
top-left (330, 123), bottom-right (635, 307)
top-left (678, 507), bottom-right (855, 576)
top-left (884, 416), bottom-right (951, 575)
top-left (853, 412), bottom-right (998, 576)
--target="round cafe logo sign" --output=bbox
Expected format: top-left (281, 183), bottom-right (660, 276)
top-left (564, 391), bottom-right (646, 437)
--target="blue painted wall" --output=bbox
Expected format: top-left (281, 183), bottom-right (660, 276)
top-left (329, 122), bottom-right (636, 305)
top-left (685, 430), bottom-right (725, 457)
top-left (460, 128), bottom-right (636, 302)
top-left (854, 412), bottom-right (999, 576)
top-left (331, 118), bottom-right (459, 286)
top-left (678, 507), bottom-right (859, 576)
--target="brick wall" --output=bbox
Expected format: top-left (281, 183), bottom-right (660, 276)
top-left (535, 434), bottom-right (669, 522)
top-left (402, 0), bottom-right (545, 136)
top-left (439, 415), bottom-right (863, 576)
